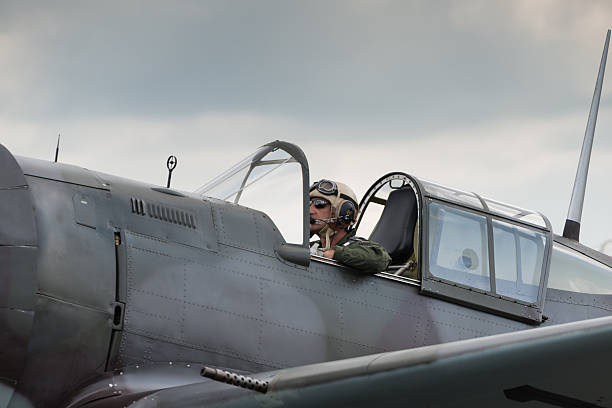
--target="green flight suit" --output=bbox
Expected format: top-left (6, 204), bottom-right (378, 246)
top-left (311, 229), bottom-right (391, 274)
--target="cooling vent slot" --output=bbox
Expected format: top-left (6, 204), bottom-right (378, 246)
top-left (130, 197), bottom-right (196, 229)
top-left (130, 197), bottom-right (146, 216)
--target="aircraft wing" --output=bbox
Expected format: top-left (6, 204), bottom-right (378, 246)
top-left (128, 315), bottom-right (612, 407)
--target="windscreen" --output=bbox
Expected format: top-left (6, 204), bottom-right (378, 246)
top-left (195, 146), bottom-right (303, 243)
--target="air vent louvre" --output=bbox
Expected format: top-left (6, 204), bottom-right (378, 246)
top-left (129, 197), bottom-right (197, 229)
top-left (130, 197), bottom-right (146, 216)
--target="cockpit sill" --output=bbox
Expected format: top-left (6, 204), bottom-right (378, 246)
top-left (310, 254), bottom-right (421, 287)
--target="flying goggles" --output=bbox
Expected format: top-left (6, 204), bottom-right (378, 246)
top-left (310, 179), bottom-right (358, 207)
top-left (310, 179), bottom-right (338, 196)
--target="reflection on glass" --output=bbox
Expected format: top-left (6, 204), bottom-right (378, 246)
top-left (195, 146), bottom-right (303, 243)
top-left (548, 244), bottom-right (612, 294)
top-left (519, 212), bottom-right (547, 228)
top-left (195, 147), bottom-right (294, 202)
top-left (421, 180), bottom-right (483, 209)
top-left (428, 202), bottom-right (490, 291)
top-left (483, 198), bottom-right (546, 228)
top-left (492, 224), bottom-right (517, 282)
top-left (493, 220), bottom-right (545, 303)
top-left (239, 162), bottom-right (302, 243)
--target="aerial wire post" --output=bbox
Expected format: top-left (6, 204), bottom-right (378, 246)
top-left (166, 155), bottom-right (177, 188)
top-left (563, 29), bottom-right (610, 241)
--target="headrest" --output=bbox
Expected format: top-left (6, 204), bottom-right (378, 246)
top-left (369, 188), bottom-right (418, 264)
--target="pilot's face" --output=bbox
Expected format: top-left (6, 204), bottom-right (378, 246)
top-left (309, 197), bottom-right (331, 234)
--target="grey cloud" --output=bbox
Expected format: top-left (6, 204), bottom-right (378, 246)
top-left (1, 1), bottom-right (611, 133)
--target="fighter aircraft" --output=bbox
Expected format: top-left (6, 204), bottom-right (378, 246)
top-left (2, 32), bottom-right (612, 408)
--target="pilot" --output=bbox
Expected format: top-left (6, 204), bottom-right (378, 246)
top-left (309, 179), bottom-right (391, 274)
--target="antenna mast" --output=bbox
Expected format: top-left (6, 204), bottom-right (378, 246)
top-left (563, 29), bottom-right (610, 241)
top-left (54, 134), bottom-right (61, 163)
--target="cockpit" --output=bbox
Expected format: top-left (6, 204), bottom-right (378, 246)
top-left (196, 140), bottom-right (612, 324)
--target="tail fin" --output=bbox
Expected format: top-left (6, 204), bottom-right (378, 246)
top-left (563, 29), bottom-right (610, 241)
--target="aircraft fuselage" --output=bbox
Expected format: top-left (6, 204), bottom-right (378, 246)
top-left (2, 148), bottom-right (611, 408)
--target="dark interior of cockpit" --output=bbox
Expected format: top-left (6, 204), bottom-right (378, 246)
top-left (355, 173), bottom-right (420, 279)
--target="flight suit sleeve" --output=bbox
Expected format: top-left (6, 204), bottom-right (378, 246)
top-left (333, 240), bottom-right (391, 274)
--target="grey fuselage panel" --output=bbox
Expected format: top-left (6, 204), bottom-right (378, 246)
top-left (5, 154), bottom-right (612, 407)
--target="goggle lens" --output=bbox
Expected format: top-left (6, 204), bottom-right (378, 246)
top-left (310, 179), bottom-right (338, 196)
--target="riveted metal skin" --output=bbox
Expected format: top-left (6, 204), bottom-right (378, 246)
top-left (1, 141), bottom-right (611, 408)
top-left (0, 145), bottom-right (39, 404)
top-left (8, 157), bottom-right (116, 408)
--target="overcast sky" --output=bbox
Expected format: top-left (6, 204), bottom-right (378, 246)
top-left (1, 1), bottom-right (611, 252)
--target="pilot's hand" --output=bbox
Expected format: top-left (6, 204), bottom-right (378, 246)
top-left (323, 249), bottom-right (335, 259)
